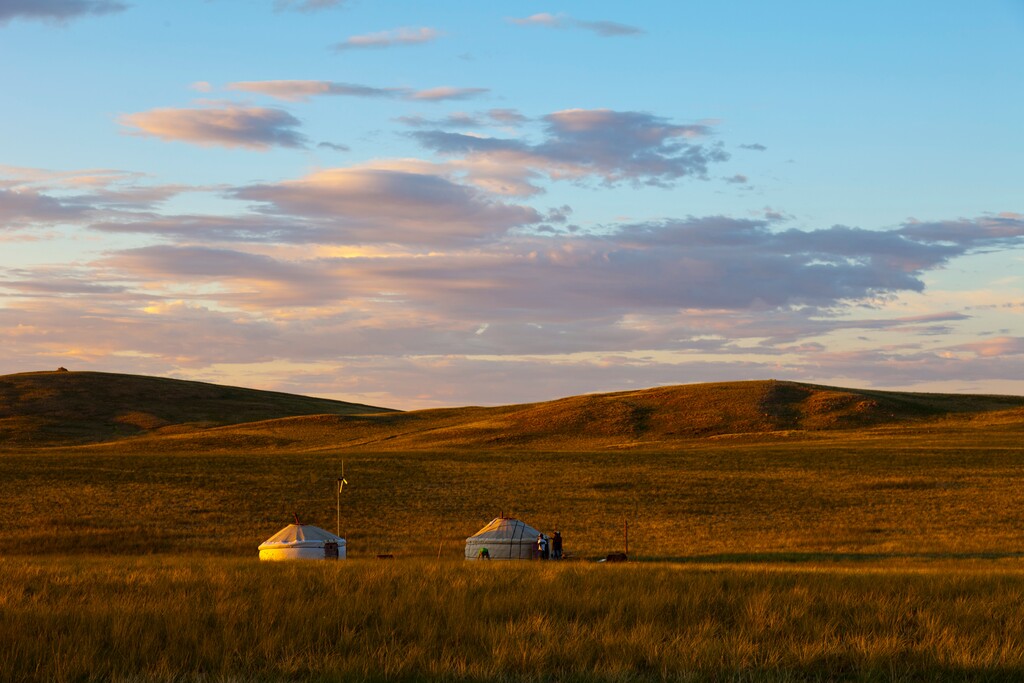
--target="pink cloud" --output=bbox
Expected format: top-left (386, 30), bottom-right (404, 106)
top-left (224, 80), bottom-right (488, 103)
top-left (411, 108), bottom-right (724, 194)
top-left (507, 13), bottom-right (644, 37)
top-left (332, 26), bottom-right (442, 51)
top-left (226, 80), bottom-right (404, 102)
top-left (409, 86), bottom-right (490, 101)
top-left (119, 105), bottom-right (307, 149)
top-left (231, 167), bottom-right (540, 245)
top-left (954, 337), bottom-right (1024, 358)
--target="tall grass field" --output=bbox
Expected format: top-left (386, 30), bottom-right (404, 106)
top-left (3, 432), bottom-right (1024, 559)
top-left (4, 373), bottom-right (1024, 679)
top-left (5, 557), bottom-right (1024, 682)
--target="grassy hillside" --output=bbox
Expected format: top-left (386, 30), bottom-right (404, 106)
top-left (71, 378), bottom-right (1024, 453)
top-left (0, 370), bottom-right (393, 447)
top-left (1, 372), bottom-right (1022, 451)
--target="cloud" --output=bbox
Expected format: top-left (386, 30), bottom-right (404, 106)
top-left (6, 156), bottom-right (1019, 402)
top-left (409, 86), bottom-right (489, 102)
top-left (899, 214), bottom-right (1024, 247)
top-left (4, 209), bottom-right (1023, 404)
top-left (953, 336), bottom-right (1024, 358)
top-left (274, 0), bottom-right (345, 11)
top-left (0, 166), bottom-right (193, 223)
top-left (0, 187), bottom-right (91, 228)
top-left (316, 218), bottom-right (946, 319)
top-left (230, 166), bottom-right (541, 245)
top-left (507, 13), bottom-right (644, 37)
top-left (740, 143), bottom-right (767, 151)
top-left (574, 20), bottom-right (645, 37)
top-left (332, 26), bottom-right (441, 51)
top-left (89, 213), bottom-right (324, 243)
top-left (507, 12), bottom-right (562, 28)
top-left (224, 80), bottom-right (488, 103)
top-left (412, 108), bottom-right (727, 194)
top-left (0, 267), bottom-right (129, 296)
top-left (488, 108), bottom-right (528, 126)
top-left (724, 174), bottom-right (748, 184)
top-left (396, 113), bottom-right (486, 129)
top-left (0, 0), bottom-right (126, 25)
top-left (226, 80), bottom-right (405, 102)
top-left (105, 244), bottom-right (312, 281)
top-left (395, 109), bottom-right (527, 134)
top-left (317, 141), bottom-right (350, 152)
top-left (119, 105), bottom-right (308, 149)
top-left (82, 204), bottom-right (1023, 320)
top-left (89, 210), bottom-right (1021, 320)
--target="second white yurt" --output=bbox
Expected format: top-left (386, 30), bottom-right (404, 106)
top-left (465, 516), bottom-right (546, 560)
top-left (258, 523), bottom-right (347, 561)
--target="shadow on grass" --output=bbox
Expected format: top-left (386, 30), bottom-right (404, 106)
top-left (325, 664), bottom-right (1024, 682)
top-left (642, 550), bottom-right (1024, 564)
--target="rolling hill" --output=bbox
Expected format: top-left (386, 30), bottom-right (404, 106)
top-left (1, 370), bottom-right (1022, 451)
top-left (0, 370), bottom-right (393, 447)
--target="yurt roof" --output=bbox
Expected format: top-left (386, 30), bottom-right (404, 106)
top-left (258, 524), bottom-right (345, 550)
top-left (466, 517), bottom-right (542, 544)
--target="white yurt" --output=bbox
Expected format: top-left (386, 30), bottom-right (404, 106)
top-left (258, 523), bottom-right (347, 560)
top-left (465, 516), bottom-right (547, 560)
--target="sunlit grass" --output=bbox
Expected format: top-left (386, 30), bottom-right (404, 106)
top-left (3, 430), bottom-right (1024, 559)
top-left (5, 556), bottom-right (1024, 681)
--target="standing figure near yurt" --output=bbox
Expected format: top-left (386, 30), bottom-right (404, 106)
top-left (465, 516), bottom-right (548, 560)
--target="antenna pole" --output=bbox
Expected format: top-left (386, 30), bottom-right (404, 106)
top-left (337, 460), bottom-right (346, 538)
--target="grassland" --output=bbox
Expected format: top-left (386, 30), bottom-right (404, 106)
top-left (3, 428), bottom-right (1024, 559)
top-left (0, 370), bottom-right (392, 447)
top-left (6, 557), bottom-right (1024, 682)
top-left (3, 371), bottom-right (1024, 679)
top-left (4, 371), bottom-right (1023, 452)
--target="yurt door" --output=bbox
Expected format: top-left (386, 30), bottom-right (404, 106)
top-left (324, 542), bottom-right (339, 559)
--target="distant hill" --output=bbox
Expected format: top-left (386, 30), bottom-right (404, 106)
top-left (0, 371), bottom-right (394, 447)
top-left (4, 371), bottom-right (1019, 452)
top-left (173, 379), bottom-right (1021, 452)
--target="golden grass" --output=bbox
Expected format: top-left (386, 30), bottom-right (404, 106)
top-left (3, 426), bottom-right (1024, 559)
top-left (3, 372), bottom-right (1022, 452)
top-left (105, 381), bottom-right (1024, 453)
top-left (4, 373), bottom-right (1024, 679)
top-left (0, 370), bottom-right (393, 447)
top-left (5, 556), bottom-right (1024, 681)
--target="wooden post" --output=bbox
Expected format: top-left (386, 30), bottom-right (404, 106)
top-left (624, 520), bottom-right (629, 558)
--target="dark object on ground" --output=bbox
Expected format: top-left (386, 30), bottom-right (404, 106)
top-left (604, 553), bottom-right (628, 563)
top-left (376, 554), bottom-right (394, 559)
top-left (56, 367), bottom-right (69, 372)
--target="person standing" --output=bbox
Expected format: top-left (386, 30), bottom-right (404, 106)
top-left (536, 533), bottom-right (547, 560)
top-left (552, 530), bottom-right (563, 559)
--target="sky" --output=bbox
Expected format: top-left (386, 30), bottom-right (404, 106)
top-left (1, 0), bottom-right (1022, 409)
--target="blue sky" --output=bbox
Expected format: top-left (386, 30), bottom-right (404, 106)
top-left (1, 0), bottom-right (1022, 408)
